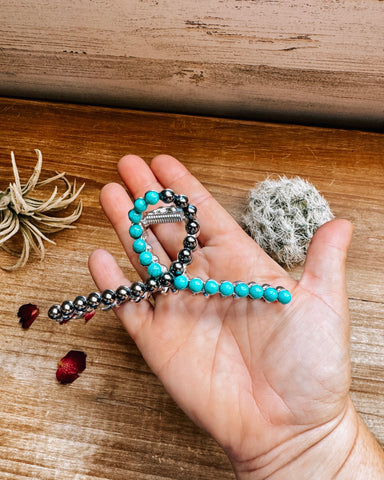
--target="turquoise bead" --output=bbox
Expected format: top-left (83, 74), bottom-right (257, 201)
top-left (263, 287), bottom-right (278, 302)
top-left (129, 224), bottom-right (143, 239)
top-left (278, 289), bottom-right (292, 304)
top-left (144, 190), bottom-right (160, 205)
top-left (204, 279), bottom-right (219, 295)
top-left (132, 239), bottom-right (146, 253)
top-left (189, 278), bottom-right (204, 293)
top-left (234, 282), bottom-right (249, 298)
top-left (148, 262), bottom-right (162, 278)
top-left (249, 284), bottom-right (263, 299)
top-left (219, 281), bottom-right (234, 297)
top-left (128, 209), bottom-right (142, 223)
top-left (173, 275), bottom-right (189, 290)
top-left (139, 251), bottom-right (153, 266)
top-left (134, 198), bottom-right (147, 213)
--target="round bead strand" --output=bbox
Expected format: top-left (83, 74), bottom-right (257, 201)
top-left (49, 189), bottom-right (291, 324)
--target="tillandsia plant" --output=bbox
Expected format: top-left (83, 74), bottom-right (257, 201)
top-left (242, 176), bottom-right (334, 269)
top-left (0, 149), bottom-right (84, 271)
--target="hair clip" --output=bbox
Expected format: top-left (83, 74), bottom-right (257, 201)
top-left (48, 189), bottom-right (291, 324)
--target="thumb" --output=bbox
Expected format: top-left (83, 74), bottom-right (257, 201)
top-left (300, 219), bottom-right (353, 313)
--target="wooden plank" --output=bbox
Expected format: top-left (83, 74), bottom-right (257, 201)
top-left (0, 97), bottom-right (383, 479)
top-left (0, 0), bottom-right (383, 128)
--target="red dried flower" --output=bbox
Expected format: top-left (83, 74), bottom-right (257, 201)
top-left (56, 350), bottom-right (86, 384)
top-left (17, 303), bottom-right (39, 329)
top-left (84, 310), bottom-right (96, 323)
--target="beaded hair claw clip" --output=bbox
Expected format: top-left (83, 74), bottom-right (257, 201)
top-left (48, 189), bottom-right (291, 324)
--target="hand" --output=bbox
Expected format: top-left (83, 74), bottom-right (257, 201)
top-left (89, 154), bottom-right (383, 479)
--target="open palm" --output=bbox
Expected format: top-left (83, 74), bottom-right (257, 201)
top-left (88, 154), bottom-right (353, 474)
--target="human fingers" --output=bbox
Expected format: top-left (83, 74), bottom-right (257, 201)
top-left (149, 154), bottom-right (245, 246)
top-left (118, 155), bottom-right (290, 289)
top-left (99, 182), bottom-right (170, 279)
top-left (117, 154), bottom-right (202, 261)
top-left (300, 219), bottom-right (353, 318)
top-left (149, 154), bottom-right (293, 284)
top-left (88, 248), bottom-right (152, 339)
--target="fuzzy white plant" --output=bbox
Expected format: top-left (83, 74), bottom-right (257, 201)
top-left (243, 176), bottom-right (334, 268)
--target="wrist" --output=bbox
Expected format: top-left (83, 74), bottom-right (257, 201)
top-left (335, 412), bottom-right (384, 479)
top-left (229, 397), bottom-right (383, 480)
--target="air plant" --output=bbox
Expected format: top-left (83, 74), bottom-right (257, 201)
top-left (243, 176), bottom-right (334, 268)
top-left (0, 149), bottom-right (84, 271)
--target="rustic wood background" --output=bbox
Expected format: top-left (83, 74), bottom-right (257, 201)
top-left (0, 97), bottom-right (383, 479)
top-left (1, 0), bottom-right (384, 130)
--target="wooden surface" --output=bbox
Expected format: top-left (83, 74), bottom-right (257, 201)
top-left (0, 97), bottom-right (383, 479)
top-left (1, 0), bottom-right (384, 130)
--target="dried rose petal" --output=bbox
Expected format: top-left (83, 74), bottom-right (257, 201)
top-left (84, 311), bottom-right (96, 323)
top-left (17, 303), bottom-right (39, 329)
top-left (56, 350), bottom-right (86, 384)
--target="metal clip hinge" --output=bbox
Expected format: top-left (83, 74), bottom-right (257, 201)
top-left (141, 206), bottom-right (185, 228)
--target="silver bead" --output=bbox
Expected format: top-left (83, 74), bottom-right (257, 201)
top-left (61, 300), bottom-right (74, 316)
top-left (131, 282), bottom-right (146, 301)
top-left (87, 292), bottom-right (101, 309)
top-left (177, 248), bottom-right (193, 265)
top-left (174, 194), bottom-right (189, 209)
top-left (101, 289), bottom-right (116, 307)
top-left (73, 295), bottom-right (87, 312)
top-left (116, 285), bottom-right (131, 303)
top-left (159, 188), bottom-right (175, 204)
top-left (159, 272), bottom-right (174, 288)
top-left (169, 261), bottom-right (185, 277)
top-left (146, 277), bottom-right (159, 293)
top-left (48, 304), bottom-right (62, 321)
top-left (183, 235), bottom-right (198, 251)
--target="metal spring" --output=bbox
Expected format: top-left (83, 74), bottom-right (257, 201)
top-left (141, 207), bottom-right (185, 227)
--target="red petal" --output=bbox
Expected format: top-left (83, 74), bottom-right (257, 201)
top-left (56, 368), bottom-right (79, 384)
top-left (64, 350), bottom-right (87, 372)
top-left (17, 303), bottom-right (39, 329)
top-left (84, 311), bottom-right (95, 323)
top-left (56, 350), bottom-right (86, 384)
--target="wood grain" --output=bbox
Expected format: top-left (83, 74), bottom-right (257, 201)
top-left (0, 97), bottom-right (383, 479)
top-left (0, 0), bottom-right (384, 129)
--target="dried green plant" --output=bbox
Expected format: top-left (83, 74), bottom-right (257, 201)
top-left (0, 149), bottom-right (84, 271)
